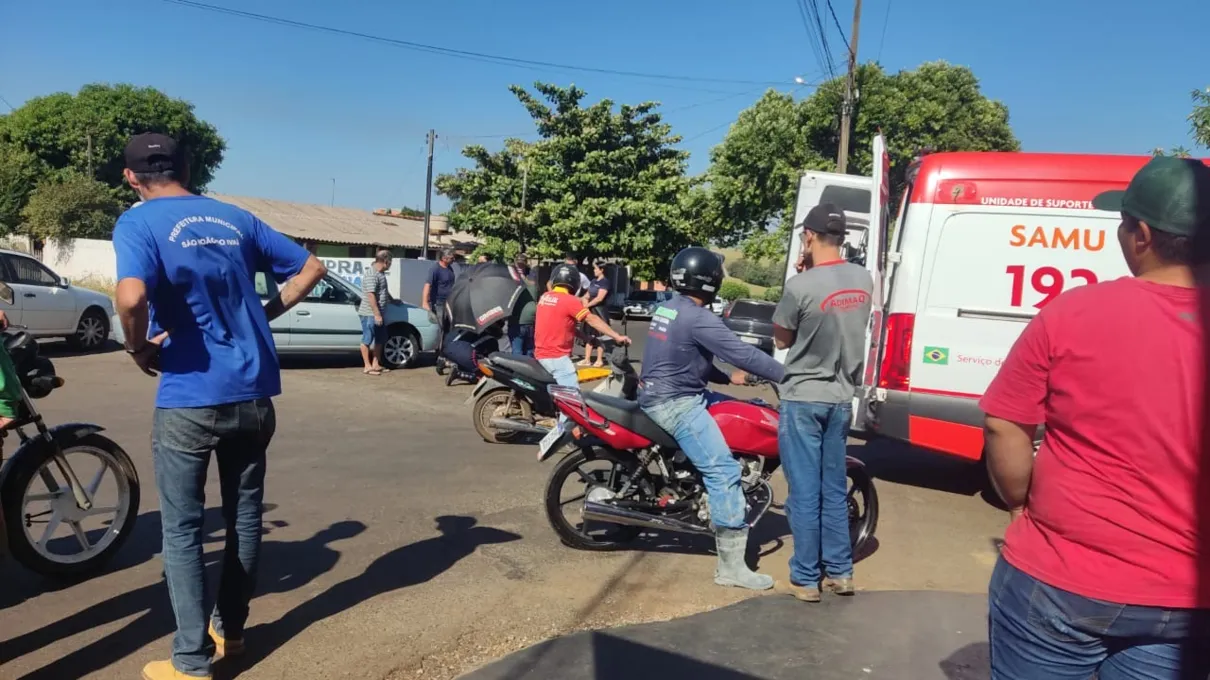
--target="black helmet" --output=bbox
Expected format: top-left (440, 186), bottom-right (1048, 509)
top-left (550, 263), bottom-right (581, 291)
top-left (669, 247), bottom-right (724, 303)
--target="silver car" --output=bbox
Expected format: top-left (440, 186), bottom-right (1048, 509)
top-left (114, 272), bottom-right (438, 369)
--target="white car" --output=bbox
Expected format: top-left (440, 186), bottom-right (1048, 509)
top-left (0, 249), bottom-right (115, 351)
top-left (113, 271), bottom-right (439, 369)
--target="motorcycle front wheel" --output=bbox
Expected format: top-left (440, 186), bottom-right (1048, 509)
top-left (846, 462), bottom-right (879, 557)
top-left (544, 447), bottom-right (641, 550)
top-left (1, 434), bottom-right (140, 577)
top-left (472, 389), bottom-right (532, 444)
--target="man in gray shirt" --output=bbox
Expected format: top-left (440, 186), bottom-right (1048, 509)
top-left (772, 202), bottom-right (873, 603)
top-left (358, 249), bottom-right (393, 375)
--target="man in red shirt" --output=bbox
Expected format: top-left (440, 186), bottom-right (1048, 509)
top-left (535, 264), bottom-right (629, 407)
top-left (981, 156), bottom-right (1210, 679)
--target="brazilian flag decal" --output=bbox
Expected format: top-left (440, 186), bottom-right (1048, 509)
top-left (922, 346), bottom-right (949, 365)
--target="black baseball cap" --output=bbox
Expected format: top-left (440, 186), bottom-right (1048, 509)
top-left (802, 202), bottom-right (847, 235)
top-left (1092, 156), bottom-right (1210, 237)
top-left (124, 133), bottom-right (184, 174)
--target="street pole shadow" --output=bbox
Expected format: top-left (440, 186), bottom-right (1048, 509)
top-left (223, 515), bottom-right (520, 678)
top-left (3, 519), bottom-right (364, 680)
top-left (850, 439), bottom-right (991, 500)
top-left (939, 642), bottom-right (990, 679)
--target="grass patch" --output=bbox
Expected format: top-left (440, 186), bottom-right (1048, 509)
top-left (73, 273), bottom-right (116, 299)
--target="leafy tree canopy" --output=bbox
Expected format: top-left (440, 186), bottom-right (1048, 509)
top-left (436, 83), bottom-right (701, 280)
top-left (1190, 87), bottom-right (1209, 149)
top-left (0, 83), bottom-right (225, 232)
top-left (20, 171), bottom-right (125, 241)
top-left (701, 61), bottom-right (1019, 260)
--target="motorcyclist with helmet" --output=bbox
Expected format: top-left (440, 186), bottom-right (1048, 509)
top-left (639, 247), bottom-right (786, 591)
top-left (535, 263), bottom-right (631, 400)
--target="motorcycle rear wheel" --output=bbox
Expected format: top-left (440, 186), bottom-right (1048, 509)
top-left (472, 389), bottom-right (532, 444)
top-left (846, 463), bottom-right (878, 557)
top-left (545, 448), bottom-right (641, 550)
top-left (2, 434), bottom-right (140, 577)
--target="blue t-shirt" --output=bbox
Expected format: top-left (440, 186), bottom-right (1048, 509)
top-left (639, 295), bottom-right (785, 408)
top-left (427, 264), bottom-right (455, 305)
top-left (113, 195), bottom-right (311, 409)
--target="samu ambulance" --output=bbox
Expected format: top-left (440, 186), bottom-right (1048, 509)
top-left (781, 135), bottom-right (1192, 461)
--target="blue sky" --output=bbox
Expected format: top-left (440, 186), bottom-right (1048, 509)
top-left (2, 0), bottom-right (1207, 212)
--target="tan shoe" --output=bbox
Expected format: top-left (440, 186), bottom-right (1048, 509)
top-left (824, 577), bottom-right (856, 596)
top-left (787, 583), bottom-right (821, 603)
top-left (209, 623), bottom-right (245, 659)
top-left (141, 660), bottom-right (211, 680)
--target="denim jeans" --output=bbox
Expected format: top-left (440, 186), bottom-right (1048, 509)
top-left (539, 356), bottom-right (579, 425)
top-left (643, 394), bottom-right (746, 530)
top-left (989, 557), bottom-right (1210, 680)
top-left (508, 324), bottom-right (534, 356)
top-left (153, 399), bottom-right (276, 677)
top-left (778, 399), bottom-right (852, 586)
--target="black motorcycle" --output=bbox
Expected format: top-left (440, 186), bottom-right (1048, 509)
top-left (0, 283), bottom-right (140, 577)
top-left (467, 339), bottom-right (630, 444)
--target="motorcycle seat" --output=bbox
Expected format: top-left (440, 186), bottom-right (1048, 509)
top-left (487, 352), bottom-right (554, 384)
top-left (582, 392), bottom-right (679, 450)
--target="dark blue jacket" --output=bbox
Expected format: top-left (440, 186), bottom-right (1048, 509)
top-left (639, 295), bottom-right (785, 407)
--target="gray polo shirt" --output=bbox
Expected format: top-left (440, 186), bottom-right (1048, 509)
top-left (772, 261), bottom-right (873, 403)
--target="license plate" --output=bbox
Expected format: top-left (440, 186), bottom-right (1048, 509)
top-left (740, 336), bottom-right (760, 345)
top-left (537, 422), bottom-right (565, 461)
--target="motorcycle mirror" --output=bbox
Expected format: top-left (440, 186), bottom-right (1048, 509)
top-left (0, 282), bottom-right (14, 306)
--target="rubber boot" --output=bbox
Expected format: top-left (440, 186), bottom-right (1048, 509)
top-left (713, 527), bottom-right (774, 590)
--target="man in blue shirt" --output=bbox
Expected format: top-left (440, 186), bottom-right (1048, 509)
top-left (423, 248), bottom-right (456, 347)
top-left (640, 247), bottom-right (786, 591)
top-left (113, 133), bottom-right (327, 680)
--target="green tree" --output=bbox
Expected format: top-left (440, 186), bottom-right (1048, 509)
top-left (20, 171), bottom-right (125, 241)
top-left (0, 143), bottom-right (46, 233)
top-left (396, 206), bottom-right (426, 219)
top-left (0, 84), bottom-right (225, 206)
top-left (702, 61), bottom-right (1018, 260)
top-left (1190, 87), bottom-right (1209, 148)
top-left (762, 286), bottom-right (783, 302)
top-left (718, 280), bottom-right (751, 301)
top-left (437, 83), bottom-right (700, 280)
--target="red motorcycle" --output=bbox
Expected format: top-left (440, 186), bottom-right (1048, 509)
top-left (537, 363), bottom-right (878, 554)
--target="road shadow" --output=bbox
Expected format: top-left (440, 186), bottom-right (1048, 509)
top-left (278, 352), bottom-right (440, 371)
top-left (939, 642), bottom-right (990, 679)
top-left (588, 633), bottom-right (765, 679)
top-left (37, 339), bottom-right (121, 357)
top-left (0, 504), bottom-right (289, 611)
top-left (851, 438), bottom-right (995, 502)
top-left (224, 515), bottom-right (520, 677)
top-left (2, 518), bottom-right (363, 680)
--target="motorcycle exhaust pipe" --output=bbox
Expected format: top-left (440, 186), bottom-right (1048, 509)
top-left (582, 500), bottom-right (713, 536)
top-left (489, 417), bottom-right (552, 435)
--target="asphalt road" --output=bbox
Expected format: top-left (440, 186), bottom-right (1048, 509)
top-left (0, 340), bottom-right (1008, 680)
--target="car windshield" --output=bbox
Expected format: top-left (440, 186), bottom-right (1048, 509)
top-left (730, 301), bottom-right (775, 322)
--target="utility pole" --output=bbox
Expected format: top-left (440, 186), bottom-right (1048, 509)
top-left (86, 133), bottom-right (94, 177)
top-left (330, 178), bottom-right (336, 206)
top-left (421, 129), bottom-right (436, 259)
top-left (836, 0), bottom-right (862, 174)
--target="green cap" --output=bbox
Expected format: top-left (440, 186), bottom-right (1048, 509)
top-left (1092, 156), bottom-right (1210, 237)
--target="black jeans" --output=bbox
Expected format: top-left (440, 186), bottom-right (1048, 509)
top-left (153, 398), bottom-right (276, 676)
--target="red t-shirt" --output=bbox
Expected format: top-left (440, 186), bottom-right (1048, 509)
top-left (534, 289), bottom-right (589, 360)
top-left (980, 277), bottom-right (1206, 608)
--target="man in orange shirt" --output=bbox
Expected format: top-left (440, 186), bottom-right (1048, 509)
top-left (535, 264), bottom-right (629, 403)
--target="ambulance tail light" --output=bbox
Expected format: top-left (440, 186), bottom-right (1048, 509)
top-left (878, 313), bottom-right (914, 391)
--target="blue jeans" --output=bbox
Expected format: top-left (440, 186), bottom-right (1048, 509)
top-left (643, 394), bottom-right (746, 530)
top-left (989, 557), bottom-right (1210, 680)
top-left (778, 400), bottom-right (852, 586)
top-left (153, 399), bottom-right (276, 677)
top-left (539, 356), bottom-right (579, 424)
top-left (508, 324), bottom-right (534, 356)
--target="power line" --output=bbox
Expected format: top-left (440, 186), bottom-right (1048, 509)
top-left (682, 119), bottom-right (736, 144)
top-left (805, 0), bottom-right (838, 79)
top-left (826, 0), bottom-right (852, 53)
top-left (157, 0), bottom-right (793, 88)
top-left (876, 0), bottom-right (893, 61)
top-left (0, 94), bottom-right (15, 111)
